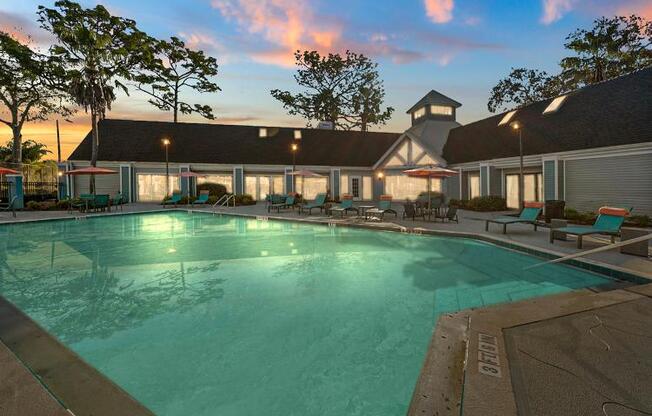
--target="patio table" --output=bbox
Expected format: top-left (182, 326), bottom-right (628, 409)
top-left (358, 205), bottom-right (375, 219)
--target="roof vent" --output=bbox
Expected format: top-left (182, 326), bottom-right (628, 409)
top-left (294, 129), bottom-right (302, 140)
top-left (317, 121), bottom-right (334, 130)
top-left (543, 95), bottom-right (568, 115)
top-left (259, 127), bottom-right (267, 138)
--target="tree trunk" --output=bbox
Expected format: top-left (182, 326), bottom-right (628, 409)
top-left (173, 82), bottom-right (178, 123)
top-left (11, 126), bottom-right (22, 167)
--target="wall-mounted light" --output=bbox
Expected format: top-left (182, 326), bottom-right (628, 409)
top-left (57, 171), bottom-right (63, 177)
top-left (377, 171), bottom-right (384, 180)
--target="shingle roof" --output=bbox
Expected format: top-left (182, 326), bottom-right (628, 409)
top-left (406, 90), bottom-right (462, 113)
top-left (442, 67), bottom-right (652, 165)
top-left (68, 120), bottom-right (402, 167)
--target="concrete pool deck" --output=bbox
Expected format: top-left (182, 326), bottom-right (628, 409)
top-left (0, 202), bottom-right (650, 415)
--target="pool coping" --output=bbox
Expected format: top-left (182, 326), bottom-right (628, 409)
top-left (0, 208), bottom-right (649, 416)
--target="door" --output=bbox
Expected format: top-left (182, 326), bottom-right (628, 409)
top-left (350, 176), bottom-right (361, 200)
top-left (505, 173), bottom-right (543, 209)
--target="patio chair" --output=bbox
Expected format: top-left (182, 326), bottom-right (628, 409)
top-left (300, 193), bottom-right (328, 215)
top-left (402, 201), bottom-right (425, 221)
top-left (485, 202), bottom-right (543, 234)
top-left (365, 195), bottom-right (398, 221)
top-left (330, 194), bottom-right (359, 217)
top-left (71, 194), bottom-right (94, 213)
top-left (111, 192), bottom-right (126, 211)
top-left (268, 195), bottom-right (296, 213)
top-left (550, 206), bottom-right (629, 249)
top-left (163, 192), bottom-right (182, 208)
top-left (192, 190), bottom-right (210, 207)
top-left (437, 205), bottom-right (459, 223)
top-left (93, 194), bottom-right (110, 212)
top-left (0, 196), bottom-right (18, 218)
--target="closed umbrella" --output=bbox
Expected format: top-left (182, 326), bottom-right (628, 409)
top-left (288, 169), bottom-right (324, 197)
top-left (403, 166), bottom-right (458, 211)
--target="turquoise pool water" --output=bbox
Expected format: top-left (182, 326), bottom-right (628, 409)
top-left (0, 212), bottom-right (610, 415)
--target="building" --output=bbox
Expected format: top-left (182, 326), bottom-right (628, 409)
top-left (66, 67), bottom-right (652, 215)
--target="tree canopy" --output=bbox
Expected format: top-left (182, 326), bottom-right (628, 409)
top-left (0, 139), bottom-right (52, 163)
top-left (133, 36), bottom-right (221, 123)
top-left (488, 14), bottom-right (651, 112)
top-left (271, 50), bottom-right (393, 131)
top-left (0, 31), bottom-right (70, 164)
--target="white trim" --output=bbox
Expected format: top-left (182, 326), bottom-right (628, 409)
top-left (119, 163), bottom-right (132, 202)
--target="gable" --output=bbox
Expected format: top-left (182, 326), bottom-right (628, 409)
top-left (378, 136), bottom-right (443, 168)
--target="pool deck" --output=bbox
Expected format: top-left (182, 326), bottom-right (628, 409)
top-left (0, 202), bottom-right (650, 415)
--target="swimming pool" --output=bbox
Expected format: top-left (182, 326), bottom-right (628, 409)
top-left (0, 211), bottom-right (610, 415)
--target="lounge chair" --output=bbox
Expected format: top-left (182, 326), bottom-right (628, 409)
top-left (0, 196), bottom-right (18, 218)
top-left (365, 195), bottom-right (398, 220)
top-left (485, 202), bottom-right (543, 234)
top-left (268, 195), bottom-right (296, 213)
top-left (550, 206), bottom-right (629, 249)
top-left (192, 190), bottom-right (210, 207)
top-left (402, 201), bottom-right (426, 221)
top-left (330, 194), bottom-right (358, 217)
top-left (163, 192), bottom-right (182, 208)
top-left (300, 193), bottom-right (327, 215)
top-left (437, 205), bottom-right (459, 223)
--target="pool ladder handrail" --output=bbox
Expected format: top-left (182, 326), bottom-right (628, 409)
top-left (213, 194), bottom-right (235, 208)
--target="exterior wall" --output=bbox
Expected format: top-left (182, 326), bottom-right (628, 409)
top-left (489, 167), bottom-right (501, 196)
top-left (564, 153), bottom-right (652, 215)
top-left (70, 163), bottom-right (121, 197)
top-left (445, 175), bottom-right (460, 200)
top-left (543, 160), bottom-right (556, 201)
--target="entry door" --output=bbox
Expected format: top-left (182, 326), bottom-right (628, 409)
top-left (350, 176), bottom-right (362, 200)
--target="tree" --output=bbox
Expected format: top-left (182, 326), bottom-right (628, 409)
top-left (560, 15), bottom-right (652, 89)
top-left (271, 50), bottom-right (394, 130)
top-left (37, 0), bottom-right (152, 172)
top-left (133, 36), bottom-right (220, 123)
top-left (0, 139), bottom-right (51, 163)
top-left (0, 32), bottom-right (70, 166)
top-left (487, 68), bottom-right (563, 113)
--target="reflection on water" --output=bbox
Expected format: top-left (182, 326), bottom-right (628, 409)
top-left (0, 212), bottom-right (610, 416)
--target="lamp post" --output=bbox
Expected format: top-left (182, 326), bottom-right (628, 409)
top-left (162, 138), bottom-right (171, 196)
top-left (291, 143), bottom-right (298, 192)
top-left (509, 121), bottom-right (524, 210)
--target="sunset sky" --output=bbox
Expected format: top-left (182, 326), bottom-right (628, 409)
top-left (1, 0), bottom-right (650, 159)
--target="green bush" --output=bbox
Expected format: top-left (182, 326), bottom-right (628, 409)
top-left (196, 182), bottom-right (228, 199)
top-left (464, 195), bottom-right (507, 212)
top-left (25, 200), bottom-right (64, 211)
top-left (234, 194), bottom-right (255, 206)
top-left (626, 214), bottom-right (651, 228)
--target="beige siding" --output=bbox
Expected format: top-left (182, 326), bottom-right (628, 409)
top-left (73, 174), bottom-right (120, 196)
top-left (565, 153), bottom-right (652, 216)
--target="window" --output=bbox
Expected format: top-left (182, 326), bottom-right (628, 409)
top-left (137, 174), bottom-right (178, 202)
top-left (430, 105), bottom-right (453, 116)
top-left (259, 127), bottom-right (267, 138)
top-left (468, 175), bottom-right (480, 199)
top-left (363, 176), bottom-right (372, 200)
top-left (295, 176), bottom-right (328, 200)
top-left (340, 174), bottom-right (349, 194)
top-left (543, 95), bottom-right (567, 114)
top-left (413, 107), bottom-right (426, 119)
top-left (384, 175), bottom-right (441, 200)
top-left (498, 110), bottom-right (517, 126)
top-left (245, 175), bottom-right (284, 200)
top-left (505, 173), bottom-right (543, 209)
top-left (197, 174), bottom-right (232, 193)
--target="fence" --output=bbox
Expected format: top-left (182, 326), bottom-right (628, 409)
top-left (24, 181), bottom-right (58, 202)
top-left (0, 181), bottom-right (9, 203)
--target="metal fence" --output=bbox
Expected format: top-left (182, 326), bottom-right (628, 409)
top-left (24, 181), bottom-right (58, 202)
top-left (0, 181), bottom-right (9, 203)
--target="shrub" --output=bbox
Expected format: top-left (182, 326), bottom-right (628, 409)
top-left (465, 195), bottom-right (507, 212)
top-left (196, 182), bottom-right (228, 199)
top-left (626, 214), bottom-right (651, 228)
top-left (564, 208), bottom-right (596, 225)
top-left (25, 200), bottom-right (63, 211)
top-left (234, 194), bottom-right (255, 205)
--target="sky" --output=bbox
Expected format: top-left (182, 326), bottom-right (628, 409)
top-left (1, 0), bottom-right (651, 159)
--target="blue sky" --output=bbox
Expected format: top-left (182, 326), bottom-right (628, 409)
top-left (1, 0), bottom-right (650, 157)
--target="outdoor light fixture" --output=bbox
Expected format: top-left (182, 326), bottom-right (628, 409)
top-left (57, 171), bottom-right (63, 177)
top-left (291, 143), bottom-right (298, 151)
top-left (510, 121), bottom-right (521, 130)
top-left (162, 138), bottom-right (171, 195)
top-left (290, 143), bottom-right (298, 192)
top-left (377, 171), bottom-right (384, 179)
top-left (162, 138), bottom-right (171, 146)
top-left (509, 121), bottom-right (524, 210)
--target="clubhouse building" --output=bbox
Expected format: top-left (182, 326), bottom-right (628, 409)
top-left (66, 67), bottom-right (652, 215)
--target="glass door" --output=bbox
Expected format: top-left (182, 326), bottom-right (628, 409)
top-left (505, 173), bottom-right (543, 209)
top-left (350, 176), bottom-right (361, 200)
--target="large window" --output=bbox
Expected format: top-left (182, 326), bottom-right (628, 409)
top-left (412, 107), bottom-right (426, 119)
top-left (362, 176), bottom-right (372, 200)
top-left (137, 174), bottom-right (178, 201)
top-left (197, 174), bottom-right (232, 193)
top-left (505, 173), bottom-right (543, 209)
top-left (468, 174), bottom-right (480, 199)
top-left (430, 105), bottom-right (452, 116)
top-left (245, 175), bottom-right (284, 200)
top-left (295, 176), bottom-right (328, 200)
top-left (384, 175), bottom-right (441, 200)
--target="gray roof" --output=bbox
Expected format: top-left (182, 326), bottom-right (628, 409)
top-left (405, 119), bottom-right (461, 156)
top-left (406, 90), bottom-right (462, 113)
top-left (443, 67), bottom-right (652, 164)
top-left (68, 119), bottom-right (402, 167)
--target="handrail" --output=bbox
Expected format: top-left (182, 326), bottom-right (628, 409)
top-left (212, 194), bottom-right (235, 208)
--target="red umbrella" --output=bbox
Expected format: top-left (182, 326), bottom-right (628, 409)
top-left (65, 167), bottom-right (118, 175)
top-left (403, 165), bottom-right (459, 210)
top-left (0, 167), bottom-right (19, 175)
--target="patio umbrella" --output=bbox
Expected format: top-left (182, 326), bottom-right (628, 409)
top-left (288, 169), bottom-right (324, 197)
top-left (66, 167), bottom-right (118, 196)
top-left (0, 167), bottom-right (19, 175)
top-left (403, 165), bottom-right (458, 210)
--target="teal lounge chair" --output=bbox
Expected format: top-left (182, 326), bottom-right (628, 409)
top-left (163, 192), bottom-right (182, 208)
top-left (268, 195), bottom-right (296, 213)
top-left (330, 194), bottom-right (358, 217)
top-left (550, 206), bottom-right (628, 249)
top-left (192, 191), bottom-right (210, 206)
top-left (365, 195), bottom-right (398, 220)
top-left (300, 193), bottom-right (327, 215)
top-left (485, 202), bottom-right (543, 234)
top-left (0, 196), bottom-right (18, 218)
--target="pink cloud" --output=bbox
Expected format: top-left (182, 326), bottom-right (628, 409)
top-left (424, 0), bottom-right (454, 24)
top-left (541, 0), bottom-right (652, 24)
top-left (541, 0), bottom-right (576, 24)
